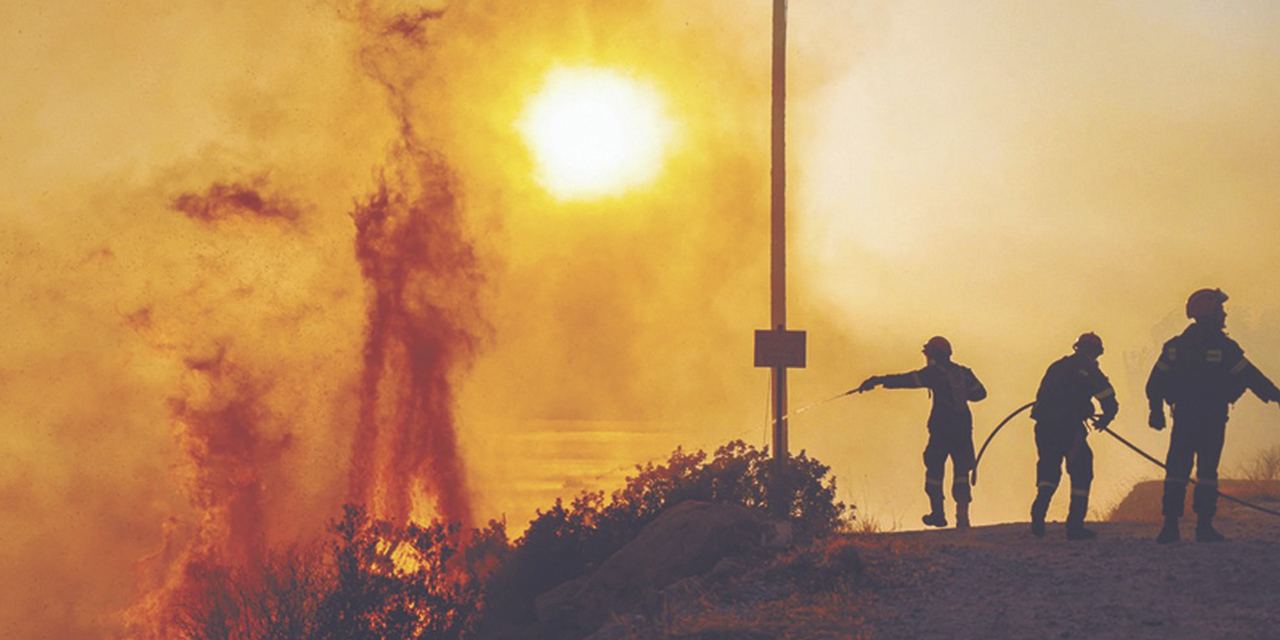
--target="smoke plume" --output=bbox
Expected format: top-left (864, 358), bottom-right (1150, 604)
top-left (348, 148), bottom-right (481, 527)
top-left (124, 5), bottom-right (486, 635)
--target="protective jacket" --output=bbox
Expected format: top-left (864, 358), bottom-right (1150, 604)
top-left (1147, 321), bottom-right (1280, 520)
top-left (1146, 323), bottom-right (1280, 417)
top-left (880, 361), bottom-right (987, 431)
top-left (1031, 353), bottom-right (1119, 426)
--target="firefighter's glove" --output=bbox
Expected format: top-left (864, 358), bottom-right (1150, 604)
top-left (1148, 408), bottom-right (1166, 431)
top-left (1262, 386), bottom-right (1280, 404)
top-left (857, 376), bottom-right (881, 392)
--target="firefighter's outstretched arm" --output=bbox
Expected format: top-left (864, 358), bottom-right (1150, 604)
top-left (859, 371), bottom-right (915, 391)
top-left (859, 369), bottom-right (928, 392)
top-left (1233, 356), bottom-right (1280, 404)
top-left (878, 370), bottom-right (928, 390)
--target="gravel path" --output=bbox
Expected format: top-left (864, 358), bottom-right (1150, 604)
top-left (861, 505), bottom-right (1280, 639)
top-left (592, 484), bottom-right (1280, 640)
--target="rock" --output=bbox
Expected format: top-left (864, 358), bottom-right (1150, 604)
top-left (1108, 479), bottom-right (1280, 523)
top-left (534, 500), bottom-right (765, 638)
top-left (760, 520), bottom-right (793, 548)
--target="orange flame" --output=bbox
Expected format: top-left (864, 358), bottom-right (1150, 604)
top-left (347, 144), bottom-right (481, 527)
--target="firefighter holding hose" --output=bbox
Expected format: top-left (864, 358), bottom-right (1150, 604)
top-left (858, 336), bottom-right (987, 529)
top-left (1028, 332), bottom-right (1118, 540)
top-left (1147, 288), bottom-right (1280, 543)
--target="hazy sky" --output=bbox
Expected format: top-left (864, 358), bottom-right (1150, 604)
top-left (3, 1), bottom-right (1280, 636)
top-left (789, 0), bottom-right (1280, 528)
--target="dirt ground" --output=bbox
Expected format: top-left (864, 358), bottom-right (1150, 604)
top-left (859, 520), bottom-right (1280, 638)
top-left (605, 481), bottom-right (1280, 640)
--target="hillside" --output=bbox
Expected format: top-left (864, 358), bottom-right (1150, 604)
top-left (574, 481), bottom-right (1280, 640)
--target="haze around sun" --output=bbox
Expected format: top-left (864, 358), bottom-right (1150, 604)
top-left (519, 67), bottom-right (675, 201)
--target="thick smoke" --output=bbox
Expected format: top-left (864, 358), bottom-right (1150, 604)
top-left (125, 4), bottom-right (487, 635)
top-left (128, 347), bottom-right (287, 637)
top-left (173, 181), bottom-right (303, 225)
top-left (119, 175), bottom-right (358, 638)
top-left (0, 0), bottom-right (478, 636)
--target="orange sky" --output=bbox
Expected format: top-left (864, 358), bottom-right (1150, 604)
top-left (3, 1), bottom-right (1280, 637)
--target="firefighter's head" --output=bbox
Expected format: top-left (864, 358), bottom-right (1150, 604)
top-left (1073, 332), bottom-right (1104, 359)
top-left (1186, 288), bottom-right (1228, 329)
top-left (922, 336), bottom-right (952, 363)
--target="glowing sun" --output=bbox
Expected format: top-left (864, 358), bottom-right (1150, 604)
top-left (519, 67), bottom-right (674, 201)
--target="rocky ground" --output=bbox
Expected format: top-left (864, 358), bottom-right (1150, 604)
top-left (582, 480), bottom-right (1280, 640)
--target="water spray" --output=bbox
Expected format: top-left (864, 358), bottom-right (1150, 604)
top-left (576, 386), bottom-right (868, 487)
top-left (785, 387), bottom-right (868, 420)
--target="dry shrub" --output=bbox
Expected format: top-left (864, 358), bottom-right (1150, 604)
top-left (1234, 445), bottom-right (1280, 482)
top-left (765, 536), bottom-right (864, 593)
top-left (168, 545), bottom-right (330, 640)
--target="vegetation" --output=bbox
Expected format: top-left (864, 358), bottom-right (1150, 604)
top-left (171, 440), bottom-right (851, 639)
top-left (170, 508), bottom-right (506, 640)
top-left (170, 544), bottom-right (330, 640)
top-left (482, 440), bottom-right (851, 627)
top-left (1235, 444), bottom-right (1280, 482)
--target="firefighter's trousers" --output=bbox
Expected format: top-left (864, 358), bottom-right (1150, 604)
top-left (1031, 419), bottom-right (1092, 526)
top-left (1162, 408), bottom-right (1228, 520)
top-left (923, 427), bottom-right (975, 511)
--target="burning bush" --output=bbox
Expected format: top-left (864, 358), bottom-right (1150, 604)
top-left (169, 506), bottom-right (507, 640)
top-left (168, 441), bottom-right (849, 639)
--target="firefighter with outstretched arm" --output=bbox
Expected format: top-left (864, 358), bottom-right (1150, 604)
top-left (1147, 288), bottom-right (1280, 543)
top-left (1028, 332), bottom-right (1119, 540)
top-left (858, 336), bottom-right (988, 529)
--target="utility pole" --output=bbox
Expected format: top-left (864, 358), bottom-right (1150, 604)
top-left (754, 0), bottom-right (805, 521)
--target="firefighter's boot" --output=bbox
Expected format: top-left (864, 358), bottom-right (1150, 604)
top-left (1065, 490), bottom-right (1095, 540)
top-left (1066, 523), bottom-right (1097, 540)
top-left (1156, 517), bottom-right (1180, 544)
top-left (922, 496), bottom-right (947, 528)
top-left (1030, 515), bottom-right (1046, 538)
top-left (955, 502), bottom-right (971, 530)
top-left (1029, 487), bottom-right (1053, 538)
top-left (1196, 517), bottom-right (1227, 543)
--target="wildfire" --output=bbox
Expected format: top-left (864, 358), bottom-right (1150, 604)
top-left (5, 1), bottom-right (774, 637)
top-left (347, 144), bottom-right (480, 529)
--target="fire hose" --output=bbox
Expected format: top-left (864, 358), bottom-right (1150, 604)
top-left (972, 401), bottom-right (1280, 519)
top-left (1100, 426), bottom-right (1280, 518)
top-left (971, 402), bottom-right (1036, 485)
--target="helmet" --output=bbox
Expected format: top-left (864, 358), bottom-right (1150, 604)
top-left (923, 336), bottom-right (952, 358)
top-left (1073, 332), bottom-right (1104, 356)
top-left (1186, 288), bottom-right (1228, 320)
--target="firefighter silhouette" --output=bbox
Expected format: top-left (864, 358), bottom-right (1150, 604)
top-left (1146, 288), bottom-right (1280, 543)
top-left (1028, 333), bottom-right (1118, 540)
top-left (859, 336), bottom-right (987, 529)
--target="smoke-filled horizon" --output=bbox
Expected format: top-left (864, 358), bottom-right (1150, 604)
top-left (3, 1), bottom-right (1280, 637)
